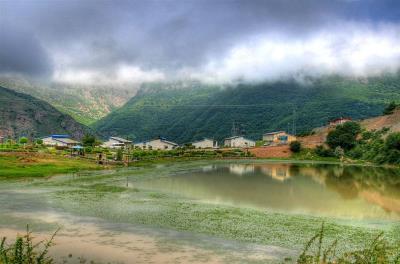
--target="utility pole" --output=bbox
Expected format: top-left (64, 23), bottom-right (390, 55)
top-left (231, 121), bottom-right (239, 136)
top-left (292, 107), bottom-right (297, 135)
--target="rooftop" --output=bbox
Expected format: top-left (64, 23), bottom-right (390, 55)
top-left (263, 131), bottom-right (285, 135)
top-left (51, 134), bottom-right (70, 139)
top-left (110, 136), bottom-right (132, 143)
top-left (54, 138), bottom-right (79, 144)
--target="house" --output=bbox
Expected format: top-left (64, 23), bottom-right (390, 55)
top-left (192, 138), bottom-right (218, 149)
top-left (101, 137), bottom-right (132, 149)
top-left (262, 131), bottom-right (296, 145)
top-left (135, 138), bottom-right (179, 150)
top-left (42, 134), bottom-right (80, 148)
top-left (329, 117), bottom-right (352, 126)
top-left (224, 136), bottom-right (255, 148)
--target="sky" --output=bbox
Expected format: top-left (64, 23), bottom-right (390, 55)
top-left (1, 0), bottom-right (400, 85)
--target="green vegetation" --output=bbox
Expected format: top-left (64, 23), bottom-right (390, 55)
top-left (0, 86), bottom-right (88, 139)
top-left (314, 122), bottom-right (400, 165)
top-left (94, 74), bottom-right (400, 143)
top-left (129, 148), bottom-right (253, 161)
top-left (0, 153), bottom-right (101, 178)
top-left (326, 122), bottom-right (361, 150)
top-left (0, 227), bottom-right (56, 264)
top-left (50, 162), bottom-right (400, 255)
top-left (383, 101), bottom-right (399, 115)
top-left (298, 224), bottom-right (400, 264)
top-left (289, 141), bottom-right (302, 153)
top-left (82, 134), bottom-right (100, 147)
top-left (18, 137), bottom-right (28, 145)
top-left (0, 77), bottom-right (136, 126)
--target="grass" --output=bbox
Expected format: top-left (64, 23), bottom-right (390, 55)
top-left (297, 223), bottom-right (400, 263)
top-left (0, 153), bottom-right (102, 178)
top-left (0, 226), bottom-right (57, 264)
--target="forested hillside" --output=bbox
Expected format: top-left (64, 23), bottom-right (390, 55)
top-left (0, 86), bottom-right (89, 139)
top-left (94, 75), bottom-right (400, 143)
top-left (0, 76), bottom-right (138, 125)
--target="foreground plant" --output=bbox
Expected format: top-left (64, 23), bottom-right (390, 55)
top-left (297, 223), bottom-right (400, 264)
top-left (0, 226), bottom-right (58, 264)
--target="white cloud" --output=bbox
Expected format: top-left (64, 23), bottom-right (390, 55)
top-left (53, 64), bottom-right (165, 85)
top-left (52, 23), bottom-right (400, 85)
top-left (189, 24), bottom-right (400, 83)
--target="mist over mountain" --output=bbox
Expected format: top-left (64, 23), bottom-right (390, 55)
top-left (93, 74), bottom-right (400, 143)
top-left (0, 76), bottom-right (138, 125)
top-left (2, 0), bottom-right (400, 142)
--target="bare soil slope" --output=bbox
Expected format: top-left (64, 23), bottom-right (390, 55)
top-left (299, 109), bottom-right (400, 148)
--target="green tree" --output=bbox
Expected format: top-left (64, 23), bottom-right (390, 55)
top-left (82, 134), bottom-right (96, 147)
top-left (385, 132), bottom-right (400, 151)
top-left (116, 148), bottom-right (123, 161)
top-left (36, 139), bottom-right (43, 145)
top-left (383, 101), bottom-right (398, 115)
top-left (289, 141), bottom-right (302, 153)
top-left (326, 122), bottom-right (361, 150)
top-left (19, 137), bottom-right (28, 145)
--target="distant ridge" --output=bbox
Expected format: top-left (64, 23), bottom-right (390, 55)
top-left (0, 86), bottom-right (89, 139)
top-left (93, 75), bottom-right (400, 143)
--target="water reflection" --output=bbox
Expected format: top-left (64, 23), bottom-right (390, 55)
top-left (137, 162), bottom-right (400, 220)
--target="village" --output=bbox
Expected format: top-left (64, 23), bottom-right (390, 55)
top-left (0, 117), bottom-right (354, 163)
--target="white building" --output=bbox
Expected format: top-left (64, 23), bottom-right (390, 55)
top-left (42, 135), bottom-right (79, 148)
top-left (224, 136), bottom-right (255, 148)
top-left (135, 138), bottom-right (179, 150)
top-left (192, 138), bottom-right (218, 149)
top-left (101, 137), bottom-right (132, 149)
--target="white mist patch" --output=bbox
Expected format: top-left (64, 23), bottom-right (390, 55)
top-left (192, 24), bottom-right (400, 83)
top-left (53, 64), bottom-right (165, 85)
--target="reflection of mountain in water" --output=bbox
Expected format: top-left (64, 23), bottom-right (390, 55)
top-left (297, 164), bottom-right (400, 214)
top-left (137, 162), bottom-right (400, 220)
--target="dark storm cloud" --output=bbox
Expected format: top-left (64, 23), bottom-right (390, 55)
top-left (0, 24), bottom-right (52, 76)
top-left (1, 0), bottom-right (400, 81)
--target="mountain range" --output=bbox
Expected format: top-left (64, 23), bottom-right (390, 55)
top-left (1, 74), bottom-right (400, 143)
top-left (0, 86), bottom-right (88, 139)
top-left (0, 76), bottom-right (138, 125)
top-left (94, 75), bottom-right (400, 143)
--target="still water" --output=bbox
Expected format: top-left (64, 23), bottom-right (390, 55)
top-left (136, 162), bottom-right (400, 220)
top-left (0, 161), bottom-right (399, 263)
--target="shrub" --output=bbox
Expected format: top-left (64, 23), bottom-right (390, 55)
top-left (19, 137), bottom-right (28, 145)
top-left (0, 226), bottom-right (58, 264)
top-left (326, 122), bottom-right (361, 150)
top-left (383, 101), bottom-right (398, 115)
top-left (314, 145), bottom-right (335, 157)
top-left (297, 223), bottom-right (400, 264)
top-left (289, 141), bottom-right (302, 153)
top-left (385, 132), bottom-right (400, 151)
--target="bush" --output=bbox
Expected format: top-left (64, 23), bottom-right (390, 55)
top-left (383, 101), bottom-right (398, 115)
top-left (326, 122), bottom-right (361, 150)
top-left (0, 226), bottom-right (58, 264)
top-left (385, 132), bottom-right (400, 151)
top-left (19, 137), bottom-right (28, 145)
top-left (314, 145), bottom-right (335, 157)
top-left (289, 141), bottom-right (302, 153)
top-left (297, 223), bottom-right (400, 264)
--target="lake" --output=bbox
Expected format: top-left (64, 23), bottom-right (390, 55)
top-left (135, 161), bottom-right (400, 220)
top-left (0, 160), bottom-right (399, 263)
